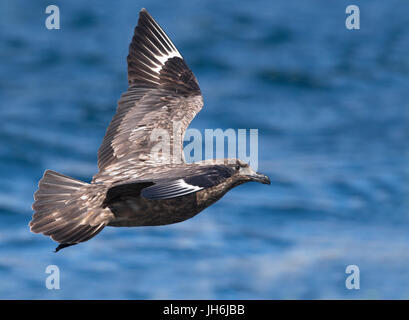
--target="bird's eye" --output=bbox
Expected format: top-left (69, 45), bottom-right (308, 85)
top-left (235, 164), bottom-right (240, 171)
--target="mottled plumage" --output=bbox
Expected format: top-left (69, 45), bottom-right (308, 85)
top-left (29, 9), bottom-right (270, 252)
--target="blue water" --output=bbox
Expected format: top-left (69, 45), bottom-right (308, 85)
top-left (0, 0), bottom-right (408, 299)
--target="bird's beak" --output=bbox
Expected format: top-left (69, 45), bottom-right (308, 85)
top-left (250, 172), bottom-right (271, 185)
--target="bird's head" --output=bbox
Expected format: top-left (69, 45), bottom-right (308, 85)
top-left (227, 159), bottom-right (271, 185)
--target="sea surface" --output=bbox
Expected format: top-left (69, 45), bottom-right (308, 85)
top-left (0, 0), bottom-right (408, 299)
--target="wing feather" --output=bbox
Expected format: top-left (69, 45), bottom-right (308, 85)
top-left (97, 9), bottom-right (203, 173)
top-left (103, 165), bottom-right (235, 201)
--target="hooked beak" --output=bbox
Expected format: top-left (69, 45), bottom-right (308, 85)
top-left (250, 172), bottom-right (271, 185)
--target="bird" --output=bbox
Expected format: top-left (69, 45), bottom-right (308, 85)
top-left (29, 8), bottom-right (270, 252)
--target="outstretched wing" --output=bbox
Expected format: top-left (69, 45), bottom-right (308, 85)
top-left (104, 165), bottom-right (235, 202)
top-left (97, 9), bottom-right (203, 171)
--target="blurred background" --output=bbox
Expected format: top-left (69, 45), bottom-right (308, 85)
top-left (0, 0), bottom-right (408, 299)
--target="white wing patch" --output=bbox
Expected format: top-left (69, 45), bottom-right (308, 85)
top-left (151, 51), bottom-right (182, 73)
top-left (141, 178), bottom-right (203, 200)
top-left (177, 179), bottom-right (202, 192)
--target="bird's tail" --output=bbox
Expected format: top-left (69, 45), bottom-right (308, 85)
top-left (29, 170), bottom-right (110, 252)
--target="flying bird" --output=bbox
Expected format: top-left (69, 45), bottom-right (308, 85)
top-left (29, 8), bottom-right (270, 252)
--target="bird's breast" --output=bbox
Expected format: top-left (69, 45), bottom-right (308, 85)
top-left (107, 193), bottom-right (202, 227)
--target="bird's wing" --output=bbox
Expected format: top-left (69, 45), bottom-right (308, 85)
top-left (97, 8), bottom-right (203, 171)
top-left (104, 165), bottom-right (235, 202)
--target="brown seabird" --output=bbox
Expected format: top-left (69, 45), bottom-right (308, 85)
top-left (29, 9), bottom-right (270, 252)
